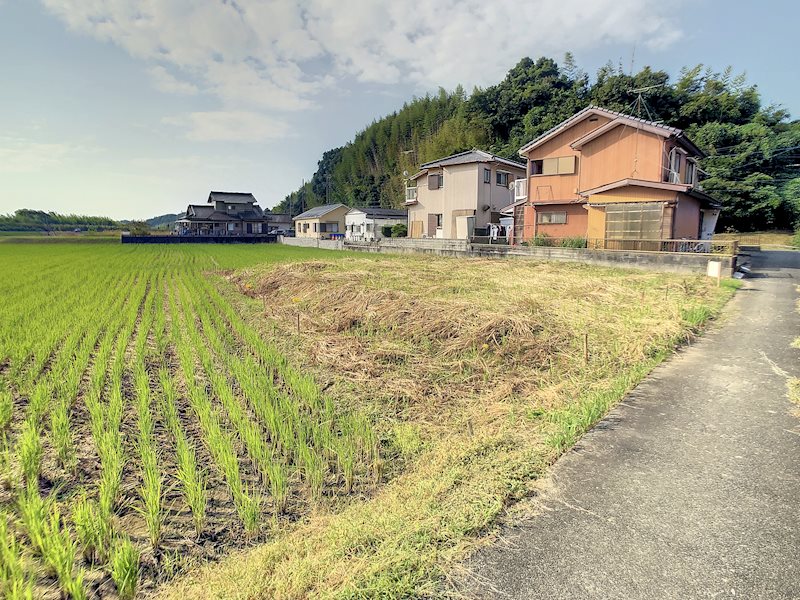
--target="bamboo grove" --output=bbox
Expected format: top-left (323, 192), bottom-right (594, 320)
top-left (0, 244), bottom-right (378, 598)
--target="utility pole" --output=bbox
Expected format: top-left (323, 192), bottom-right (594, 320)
top-left (326, 173), bottom-right (331, 205)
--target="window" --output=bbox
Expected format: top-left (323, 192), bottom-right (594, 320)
top-left (484, 168), bottom-right (491, 184)
top-left (302, 223), bottom-right (309, 233)
top-left (537, 211), bottom-right (567, 225)
top-left (605, 203), bottom-right (663, 240)
top-left (435, 214), bottom-right (443, 227)
top-left (496, 171), bottom-right (510, 187)
top-left (366, 223), bottom-right (373, 232)
top-left (685, 160), bottom-right (696, 186)
top-left (667, 149), bottom-right (682, 183)
top-left (313, 223), bottom-right (318, 232)
top-left (405, 187), bottom-right (417, 201)
top-left (428, 173), bottom-right (443, 189)
top-left (531, 156), bottom-right (576, 175)
top-left (228, 205), bottom-right (235, 210)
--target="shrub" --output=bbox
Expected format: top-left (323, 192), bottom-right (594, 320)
top-left (391, 223), bottom-right (408, 238)
top-left (530, 233), bottom-right (552, 246)
top-left (381, 225), bottom-right (393, 238)
top-left (792, 228), bottom-right (800, 249)
top-left (558, 236), bottom-right (587, 248)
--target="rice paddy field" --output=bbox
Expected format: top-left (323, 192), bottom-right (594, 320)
top-left (0, 242), bottom-right (737, 599)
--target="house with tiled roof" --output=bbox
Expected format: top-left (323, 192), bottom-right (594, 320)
top-left (509, 106), bottom-right (721, 245)
top-left (175, 191), bottom-right (284, 236)
top-left (404, 149), bottom-right (526, 239)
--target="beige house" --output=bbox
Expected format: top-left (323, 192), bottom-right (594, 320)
top-left (404, 150), bottom-right (526, 239)
top-left (293, 203), bottom-right (349, 239)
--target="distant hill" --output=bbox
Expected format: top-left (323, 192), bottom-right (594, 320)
top-left (146, 213), bottom-right (183, 229)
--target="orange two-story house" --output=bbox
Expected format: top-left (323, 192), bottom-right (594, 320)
top-left (510, 106), bottom-right (721, 245)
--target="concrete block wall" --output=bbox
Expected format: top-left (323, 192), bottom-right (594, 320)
top-left (282, 236), bottom-right (736, 276)
top-left (280, 237), bottom-right (344, 251)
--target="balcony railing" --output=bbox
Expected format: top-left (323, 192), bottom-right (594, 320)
top-left (404, 187), bottom-right (418, 203)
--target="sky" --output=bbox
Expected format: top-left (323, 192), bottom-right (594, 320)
top-left (1, 0), bottom-right (798, 220)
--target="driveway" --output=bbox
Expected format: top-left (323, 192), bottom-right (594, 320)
top-left (459, 251), bottom-right (800, 600)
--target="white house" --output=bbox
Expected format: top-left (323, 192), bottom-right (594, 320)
top-left (345, 207), bottom-right (408, 241)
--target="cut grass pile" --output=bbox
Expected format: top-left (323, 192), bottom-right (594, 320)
top-left (159, 255), bottom-right (737, 599)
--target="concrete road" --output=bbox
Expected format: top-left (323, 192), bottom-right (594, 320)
top-left (460, 251), bottom-right (800, 600)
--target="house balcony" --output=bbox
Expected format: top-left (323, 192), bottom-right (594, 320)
top-left (404, 187), bottom-right (418, 205)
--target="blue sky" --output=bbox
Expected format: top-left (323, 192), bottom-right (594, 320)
top-left (1, 0), bottom-right (797, 220)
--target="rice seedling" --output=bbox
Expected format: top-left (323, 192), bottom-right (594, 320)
top-left (72, 494), bottom-right (112, 564)
top-left (110, 536), bottom-right (140, 600)
top-left (17, 420), bottom-right (42, 485)
top-left (50, 402), bottom-right (76, 472)
top-left (0, 388), bottom-right (12, 432)
top-left (0, 513), bottom-right (34, 599)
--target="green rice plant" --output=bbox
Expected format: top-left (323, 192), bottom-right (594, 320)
top-left (0, 388), bottom-right (12, 431)
top-left (39, 506), bottom-right (86, 600)
top-left (72, 494), bottom-right (111, 564)
top-left (174, 440), bottom-right (207, 536)
top-left (96, 430), bottom-right (124, 516)
top-left (17, 420), bottom-right (42, 485)
top-left (50, 402), bottom-right (76, 472)
top-left (298, 442), bottom-right (325, 502)
top-left (110, 536), bottom-right (140, 600)
top-left (237, 489), bottom-right (262, 537)
top-left (266, 461), bottom-right (288, 514)
top-left (138, 447), bottom-right (164, 548)
top-left (0, 514), bottom-right (34, 599)
top-left (17, 486), bottom-right (86, 599)
top-left (336, 436), bottom-right (357, 493)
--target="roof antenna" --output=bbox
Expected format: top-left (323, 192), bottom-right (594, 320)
top-left (629, 42), bottom-right (636, 77)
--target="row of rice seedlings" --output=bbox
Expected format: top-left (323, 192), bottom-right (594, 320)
top-left (130, 272), bottom-right (166, 549)
top-left (188, 274), bottom-right (374, 498)
top-left (158, 369), bottom-right (207, 536)
top-left (0, 512), bottom-right (35, 599)
top-left (170, 280), bottom-right (262, 534)
top-left (47, 273), bottom-right (138, 474)
top-left (9, 268), bottom-right (121, 392)
top-left (195, 268), bottom-right (381, 498)
top-left (134, 365), bottom-right (164, 548)
top-left (17, 483), bottom-right (87, 599)
top-left (185, 292), bottom-right (288, 510)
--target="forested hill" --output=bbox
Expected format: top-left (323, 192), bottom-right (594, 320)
top-left (277, 55), bottom-right (800, 231)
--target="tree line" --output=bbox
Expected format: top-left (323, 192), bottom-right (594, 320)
top-left (277, 55), bottom-right (800, 231)
top-left (0, 209), bottom-right (119, 232)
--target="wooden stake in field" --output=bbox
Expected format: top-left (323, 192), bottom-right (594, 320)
top-left (583, 332), bottom-right (589, 364)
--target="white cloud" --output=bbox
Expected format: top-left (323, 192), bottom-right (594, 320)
top-left (41, 0), bottom-right (684, 90)
top-left (161, 111), bottom-right (291, 142)
top-left (148, 65), bottom-right (199, 95)
top-left (0, 136), bottom-right (95, 173)
top-left (40, 0), bottom-right (684, 137)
